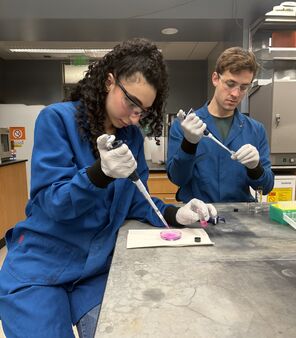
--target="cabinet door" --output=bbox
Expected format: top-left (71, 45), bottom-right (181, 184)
top-left (271, 81), bottom-right (296, 153)
top-left (153, 193), bottom-right (181, 204)
top-left (0, 162), bottom-right (28, 239)
top-left (147, 173), bottom-right (178, 194)
top-left (147, 173), bottom-right (180, 204)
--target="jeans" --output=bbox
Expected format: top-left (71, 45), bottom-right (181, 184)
top-left (76, 304), bottom-right (101, 338)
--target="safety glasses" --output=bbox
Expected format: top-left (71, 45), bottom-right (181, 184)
top-left (218, 74), bottom-right (252, 93)
top-left (117, 81), bottom-right (154, 119)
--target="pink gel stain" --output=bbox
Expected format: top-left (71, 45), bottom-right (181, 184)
top-left (160, 229), bottom-right (182, 241)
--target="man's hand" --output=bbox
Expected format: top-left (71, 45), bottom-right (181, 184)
top-left (97, 134), bottom-right (137, 178)
top-left (176, 198), bottom-right (217, 225)
top-left (231, 144), bottom-right (260, 169)
top-left (177, 109), bottom-right (206, 144)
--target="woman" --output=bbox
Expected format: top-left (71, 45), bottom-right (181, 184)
top-left (0, 38), bottom-right (216, 338)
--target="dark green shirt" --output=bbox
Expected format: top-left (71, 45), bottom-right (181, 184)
top-left (212, 115), bottom-right (234, 141)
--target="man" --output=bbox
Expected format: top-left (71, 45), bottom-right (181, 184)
top-left (167, 47), bottom-right (274, 203)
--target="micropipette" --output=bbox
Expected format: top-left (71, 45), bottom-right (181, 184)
top-left (106, 138), bottom-right (170, 228)
top-left (179, 108), bottom-right (235, 156)
top-left (203, 130), bottom-right (235, 155)
top-left (128, 171), bottom-right (170, 228)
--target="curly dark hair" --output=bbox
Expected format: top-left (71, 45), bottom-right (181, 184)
top-left (68, 38), bottom-right (169, 158)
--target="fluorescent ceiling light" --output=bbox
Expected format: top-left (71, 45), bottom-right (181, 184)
top-left (9, 48), bottom-right (112, 56)
top-left (84, 49), bottom-right (113, 57)
top-left (10, 48), bottom-right (85, 53)
top-left (265, 17), bottom-right (296, 22)
top-left (269, 47), bottom-right (296, 51)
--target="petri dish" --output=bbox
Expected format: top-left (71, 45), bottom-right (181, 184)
top-left (160, 229), bottom-right (182, 241)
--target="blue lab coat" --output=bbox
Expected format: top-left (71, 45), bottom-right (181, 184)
top-left (167, 103), bottom-right (274, 203)
top-left (0, 102), bottom-right (167, 337)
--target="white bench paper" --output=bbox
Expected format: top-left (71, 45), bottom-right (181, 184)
top-left (127, 228), bottom-right (214, 249)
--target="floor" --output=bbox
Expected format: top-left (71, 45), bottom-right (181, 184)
top-left (0, 245), bottom-right (79, 338)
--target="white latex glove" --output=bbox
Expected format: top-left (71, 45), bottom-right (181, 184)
top-left (176, 198), bottom-right (217, 225)
top-left (231, 144), bottom-right (260, 169)
top-left (177, 109), bottom-right (207, 144)
top-left (97, 134), bottom-right (137, 178)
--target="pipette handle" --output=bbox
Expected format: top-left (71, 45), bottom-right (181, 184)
top-left (128, 171), bottom-right (140, 182)
top-left (107, 138), bottom-right (140, 182)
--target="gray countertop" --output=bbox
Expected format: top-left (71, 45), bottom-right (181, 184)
top-left (146, 160), bottom-right (166, 172)
top-left (0, 159), bottom-right (27, 167)
top-left (95, 203), bottom-right (296, 338)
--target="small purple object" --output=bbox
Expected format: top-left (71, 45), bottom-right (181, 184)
top-left (160, 229), bottom-right (182, 241)
top-left (208, 216), bottom-right (226, 225)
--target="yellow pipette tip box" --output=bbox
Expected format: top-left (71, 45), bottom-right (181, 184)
top-left (269, 201), bottom-right (296, 225)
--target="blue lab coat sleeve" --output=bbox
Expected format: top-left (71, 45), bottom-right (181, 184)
top-left (245, 122), bottom-right (274, 195)
top-left (29, 104), bottom-right (109, 221)
top-left (167, 118), bottom-right (197, 186)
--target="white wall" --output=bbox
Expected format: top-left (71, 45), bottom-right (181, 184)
top-left (0, 104), bottom-right (44, 196)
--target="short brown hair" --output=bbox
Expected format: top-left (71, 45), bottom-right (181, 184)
top-left (215, 47), bottom-right (259, 78)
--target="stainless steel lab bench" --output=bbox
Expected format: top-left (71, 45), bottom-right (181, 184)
top-left (95, 203), bottom-right (296, 338)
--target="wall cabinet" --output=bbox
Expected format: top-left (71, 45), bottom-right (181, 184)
top-left (249, 18), bottom-right (296, 168)
top-left (147, 172), bottom-right (180, 204)
top-left (0, 161), bottom-right (28, 241)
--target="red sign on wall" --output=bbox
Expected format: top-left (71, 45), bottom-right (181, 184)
top-left (9, 127), bottom-right (26, 140)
